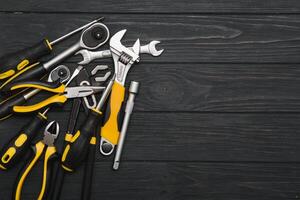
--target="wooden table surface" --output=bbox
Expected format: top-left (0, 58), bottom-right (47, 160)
top-left (1, 1), bottom-right (300, 200)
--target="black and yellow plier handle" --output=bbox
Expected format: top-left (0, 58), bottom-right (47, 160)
top-left (9, 81), bottom-right (105, 113)
top-left (14, 121), bottom-right (59, 200)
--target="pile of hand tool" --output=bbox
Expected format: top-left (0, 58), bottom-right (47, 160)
top-left (0, 17), bottom-right (164, 200)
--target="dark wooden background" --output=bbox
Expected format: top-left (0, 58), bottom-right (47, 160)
top-left (1, 1), bottom-right (300, 200)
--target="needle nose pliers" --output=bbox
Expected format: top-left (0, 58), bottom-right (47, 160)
top-left (9, 81), bottom-right (105, 113)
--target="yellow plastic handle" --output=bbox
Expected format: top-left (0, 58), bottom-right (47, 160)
top-left (15, 141), bottom-right (45, 200)
top-left (38, 146), bottom-right (56, 200)
top-left (0, 62), bottom-right (39, 90)
top-left (101, 81), bottom-right (125, 145)
top-left (13, 94), bottom-right (68, 113)
top-left (0, 70), bottom-right (15, 80)
top-left (11, 83), bottom-right (65, 93)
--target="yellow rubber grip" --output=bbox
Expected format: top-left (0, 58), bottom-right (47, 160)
top-left (0, 69), bottom-right (16, 80)
top-left (17, 60), bottom-right (30, 71)
top-left (13, 94), bottom-right (68, 113)
top-left (38, 146), bottom-right (56, 200)
top-left (11, 84), bottom-right (65, 93)
top-left (101, 82), bottom-right (125, 145)
top-left (0, 62), bottom-right (39, 90)
top-left (15, 141), bottom-right (45, 200)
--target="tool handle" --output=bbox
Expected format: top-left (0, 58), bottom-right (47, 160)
top-left (37, 146), bottom-right (57, 200)
top-left (0, 92), bottom-right (27, 121)
top-left (14, 141), bottom-right (45, 200)
top-left (81, 128), bottom-right (97, 200)
top-left (11, 83), bottom-right (65, 93)
top-left (0, 113), bottom-right (47, 170)
top-left (13, 94), bottom-right (67, 113)
top-left (0, 63), bottom-right (48, 92)
top-left (100, 82), bottom-right (125, 153)
top-left (61, 110), bottom-right (101, 172)
top-left (0, 39), bottom-right (52, 80)
top-left (48, 98), bottom-right (82, 200)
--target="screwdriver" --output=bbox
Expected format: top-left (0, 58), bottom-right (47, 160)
top-left (61, 74), bottom-right (115, 172)
top-left (0, 108), bottom-right (49, 170)
top-left (0, 17), bottom-right (103, 80)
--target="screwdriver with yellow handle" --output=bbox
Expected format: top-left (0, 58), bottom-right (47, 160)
top-left (0, 108), bottom-right (49, 170)
top-left (0, 17), bottom-right (103, 80)
top-left (61, 74), bottom-right (115, 172)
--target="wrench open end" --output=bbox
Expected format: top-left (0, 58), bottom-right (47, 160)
top-left (149, 41), bottom-right (164, 56)
top-left (76, 49), bottom-right (91, 65)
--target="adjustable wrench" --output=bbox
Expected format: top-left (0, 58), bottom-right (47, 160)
top-left (76, 41), bottom-right (164, 65)
top-left (99, 30), bottom-right (140, 156)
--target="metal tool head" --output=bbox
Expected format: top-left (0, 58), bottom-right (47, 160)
top-left (76, 49), bottom-right (93, 65)
top-left (43, 121), bottom-right (59, 146)
top-left (147, 41), bottom-right (164, 56)
top-left (65, 86), bottom-right (105, 98)
top-left (48, 65), bottom-right (70, 83)
top-left (80, 23), bottom-right (110, 50)
top-left (110, 29), bottom-right (140, 63)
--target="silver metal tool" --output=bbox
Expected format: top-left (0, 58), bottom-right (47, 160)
top-left (90, 65), bottom-right (111, 82)
top-left (99, 30), bottom-right (140, 156)
top-left (79, 65), bottom-right (111, 110)
top-left (47, 65), bottom-right (70, 83)
top-left (50, 17), bottom-right (104, 45)
top-left (43, 23), bottom-right (110, 71)
top-left (91, 65), bottom-right (108, 76)
top-left (113, 81), bottom-right (139, 170)
top-left (80, 81), bottom-right (97, 109)
top-left (76, 40), bottom-right (164, 65)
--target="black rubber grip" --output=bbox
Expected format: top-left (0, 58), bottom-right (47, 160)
top-left (0, 63), bottom-right (48, 92)
top-left (81, 128), bottom-right (98, 200)
top-left (102, 97), bottom-right (125, 131)
top-left (0, 92), bottom-right (27, 120)
top-left (0, 39), bottom-right (52, 75)
top-left (62, 110), bottom-right (101, 171)
top-left (48, 98), bottom-right (82, 200)
top-left (0, 114), bottom-right (47, 170)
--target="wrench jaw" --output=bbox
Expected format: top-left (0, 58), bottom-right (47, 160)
top-left (76, 50), bottom-right (91, 65)
top-left (110, 30), bottom-right (141, 85)
top-left (148, 41), bottom-right (164, 57)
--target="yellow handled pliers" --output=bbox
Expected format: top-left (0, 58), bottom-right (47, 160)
top-left (14, 121), bottom-right (59, 200)
top-left (10, 81), bottom-right (105, 113)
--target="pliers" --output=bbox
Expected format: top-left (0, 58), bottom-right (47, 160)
top-left (14, 121), bottom-right (59, 200)
top-left (9, 81), bottom-right (105, 113)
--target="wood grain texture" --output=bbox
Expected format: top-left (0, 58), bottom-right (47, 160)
top-left (0, 0), bottom-right (300, 14)
top-left (0, 112), bottom-right (299, 162)
top-left (0, 1), bottom-right (299, 200)
top-left (0, 162), bottom-right (299, 200)
top-left (0, 14), bottom-right (300, 63)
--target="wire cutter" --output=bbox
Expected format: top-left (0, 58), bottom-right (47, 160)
top-left (9, 81), bottom-right (105, 113)
top-left (14, 121), bottom-right (59, 200)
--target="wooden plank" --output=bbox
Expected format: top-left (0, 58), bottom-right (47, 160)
top-left (0, 112), bottom-right (300, 162)
top-left (3, 63), bottom-right (300, 113)
top-left (0, 162), bottom-right (299, 200)
top-left (0, 14), bottom-right (300, 63)
top-left (0, 0), bottom-right (300, 14)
